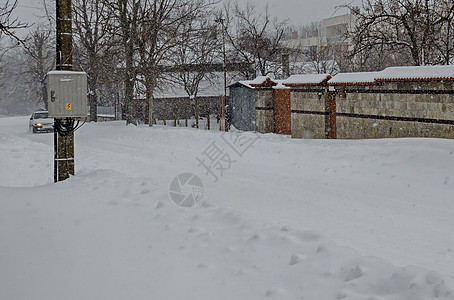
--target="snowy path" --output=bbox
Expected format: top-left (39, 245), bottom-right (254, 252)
top-left (1, 116), bottom-right (453, 300)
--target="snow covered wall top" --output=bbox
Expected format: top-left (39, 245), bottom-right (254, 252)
top-left (375, 65), bottom-right (454, 82)
top-left (248, 76), bottom-right (271, 86)
top-left (283, 74), bottom-right (331, 86)
top-left (328, 72), bottom-right (380, 85)
top-left (232, 65), bottom-right (454, 91)
top-left (329, 65), bottom-right (454, 86)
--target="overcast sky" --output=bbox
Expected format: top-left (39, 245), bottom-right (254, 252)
top-left (12, 0), bottom-right (357, 33)
top-left (252, 0), bottom-right (355, 25)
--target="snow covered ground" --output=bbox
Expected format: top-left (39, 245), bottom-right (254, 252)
top-left (1, 115), bottom-right (453, 300)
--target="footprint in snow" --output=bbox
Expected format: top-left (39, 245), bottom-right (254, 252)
top-left (316, 244), bottom-right (329, 254)
top-left (197, 263), bottom-right (209, 269)
top-left (140, 188), bottom-right (151, 194)
top-left (107, 200), bottom-right (119, 206)
top-left (289, 253), bottom-right (307, 266)
top-left (343, 265), bottom-right (364, 282)
top-left (280, 225), bottom-right (291, 232)
top-left (265, 288), bottom-right (286, 297)
top-left (336, 290), bottom-right (348, 299)
top-left (248, 233), bottom-right (263, 242)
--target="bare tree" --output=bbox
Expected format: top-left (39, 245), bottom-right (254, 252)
top-left (225, 2), bottom-right (287, 78)
top-left (0, 0), bottom-right (29, 44)
top-left (73, 0), bottom-right (117, 121)
top-left (22, 27), bottom-right (55, 109)
top-left (135, 0), bottom-right (215, 126)
top-left (103, 0), bottom-right (142, 124)
top-left (304, 43), bottom-right (340, 74)
top-left (0, 33), bottom-right (13, 112)
top-left (165, 15), bottom-right (219, 128)
top-left (0, 46), bottom-right (42, 114)
top-left (298, 21), bottom-right (321, 40)
top-left (433, 0), bottom-right (454, 65)
top-left (347, 0), bottom-right (454, 68)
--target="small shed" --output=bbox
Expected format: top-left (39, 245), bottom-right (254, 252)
top-left (229, 76), bottom-right (292, 134)
top-left (228, 80), bottom-right (256, 131)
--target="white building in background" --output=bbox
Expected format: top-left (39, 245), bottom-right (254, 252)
top-left (323, 13), bottom-right (357, 44)
top-left (283, 10), bottom-right (358, 66)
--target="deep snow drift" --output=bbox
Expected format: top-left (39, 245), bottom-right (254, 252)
top-left (1, 116), bottom-right (453, 300)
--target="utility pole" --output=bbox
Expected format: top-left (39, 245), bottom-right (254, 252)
top-left (53, 0), bottom-right (76, 182)
top-left (282, 53), bottom-right (290, 78)
top-left (216, 18), bottom-right (227, 131)
top-left (56, 0), bottom-right (72, 72)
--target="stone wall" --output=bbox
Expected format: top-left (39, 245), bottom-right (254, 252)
top-left (286, 80), bottom-right (454, 140)
top-left (289, 86), bottom-right (328, 139)
top-left (335, 81), bottom-right (454, 139)
top-left (255, 88), bottom-right (275, 134)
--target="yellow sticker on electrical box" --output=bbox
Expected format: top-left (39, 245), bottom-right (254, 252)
top-left (66, 103), bottom-right (72, 110)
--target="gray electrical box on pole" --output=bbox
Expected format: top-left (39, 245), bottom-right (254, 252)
top-left (47, 71), bottom-right (88, 118)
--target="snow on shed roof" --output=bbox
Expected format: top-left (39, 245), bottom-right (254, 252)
top-left (328, 72), bottom-right (379, 85)
top-left (282, 74), bottom-right (331, 86)
top-left (375, 65), bottom-right (454, 82)
top-left (249, 76), bottom-right (278, 88)
top-left (229, 78), bottom-right (272, 89)
top-left (230, 80), bottom-right (255, 88)
top-left (229, 79), bottom-right (289, 89)
top-left (274, 80), bottom-right (290, 89)
top-left (249, 76), bottom-right (269, 85)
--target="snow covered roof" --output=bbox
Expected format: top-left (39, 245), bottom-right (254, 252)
top-left (47, 70), bottom-right (87, 76)
top-left (328, 72), bottom-right (379, 85)
top-left (248, 76), bottom-right (269, 85)
top-left (228, 80), bottom-right (255, 89)
top-left (240, 81), bottom-right (255, 88)
top-left (249, 76), bottom-right (278, 88)
top-left (274, 80), bottom-right (290, 89)
top-left (229, 79), bottom-right (289, 89)
top-left (231, 65), bottom-right (454, 91)
top-left (375, 65), bottom-right (454, 82)
top-left (328, 65), bottom-right (454, 85)
top-left (282, 74), bottom-right (331, 86)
